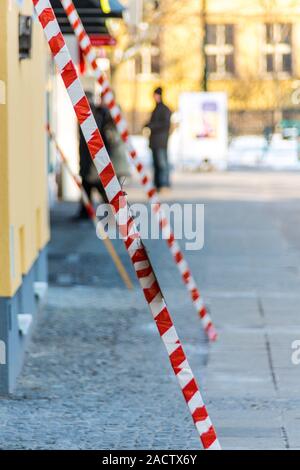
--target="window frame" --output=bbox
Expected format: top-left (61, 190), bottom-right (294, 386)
top-left (134, 44), bottom-right (161, 78)
top-left (262, 23), bottom-right (293, 78)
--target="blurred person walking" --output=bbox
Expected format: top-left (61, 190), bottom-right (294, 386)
top-left (146, 87), bottom-right (172, 191)
top-left (75, 92), bottom-right (129, 220)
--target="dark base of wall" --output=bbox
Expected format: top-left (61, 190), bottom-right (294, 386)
top-left (0, 246), bottom-right (48, 396)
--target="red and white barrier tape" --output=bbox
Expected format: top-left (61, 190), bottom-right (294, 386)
top-left (60, 0), bottom-right (217, 342)
top-left (33, 0), bottom-right (220, 449)
top-left (47, 124), bottom-right (133, 290)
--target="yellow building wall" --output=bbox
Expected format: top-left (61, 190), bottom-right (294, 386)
top-left (0, 0), bottom-right (50, 298)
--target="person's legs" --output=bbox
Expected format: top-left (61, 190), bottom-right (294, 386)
top-left (157, 148), bottom-right (170, 188)
top-left (77, 179), bottom-right (92, 218)
top-left (82, 179), bottom-right (92, 200)
top-left (162, 148), bottom-right (170, 187)
top-left (152, 149), bottom-right (161, 189)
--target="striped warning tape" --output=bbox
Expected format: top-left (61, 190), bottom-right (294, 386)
top-left (33, 0), bottom-right (221, 449)
top-left (60, 0), bottom-right (217, 342)
top-left (47, 124), bottom-right (133, 290)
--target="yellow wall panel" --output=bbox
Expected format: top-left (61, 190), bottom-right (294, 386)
top-left (0, 0), bottom-right (50, 297)
top-left (0, 1), bottom-right (10, 296)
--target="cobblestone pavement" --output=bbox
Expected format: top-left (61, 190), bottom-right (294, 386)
top-left (1, 170), bottom-right (300, 449)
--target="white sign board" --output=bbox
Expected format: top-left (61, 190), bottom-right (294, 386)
top-left (178, 92), bottom-right (228, 169)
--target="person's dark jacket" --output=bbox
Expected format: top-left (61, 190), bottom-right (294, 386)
top-left (79, 105), bottom-right (111, 181)
top-left (147, 102), bottom-right (171, 150)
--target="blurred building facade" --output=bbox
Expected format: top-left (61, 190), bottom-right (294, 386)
top-left (0, 0), bottom-right (49, 394)
top-left (112, 0), bottom-right (300, 135)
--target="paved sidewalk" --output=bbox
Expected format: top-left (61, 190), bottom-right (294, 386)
top-left (1, 170), bottom-right (300, 449)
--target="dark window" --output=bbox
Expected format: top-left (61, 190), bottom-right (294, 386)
top-left (225, 53), bottom-right (235, 73)
top-left (264, 23), bottom-right (292, 75)
top-left (151, 53), bottom-right (160, 75)
top-left (206, 25), bottom-right (217, 45)
top-left (266, 54), bottom-right (274, 72)
top-left (225, 25), bottom-right (234, 45)
top-left (279, 24), bottom-right (292, 44)
top-left (266, 24), bottom-right (274, 43)
top-left (282, 53), bottom-right (292, 73)
top-left (205, 24), bottom-right (235, 76)
top-left (207, 55), bottom-right (217, 74)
